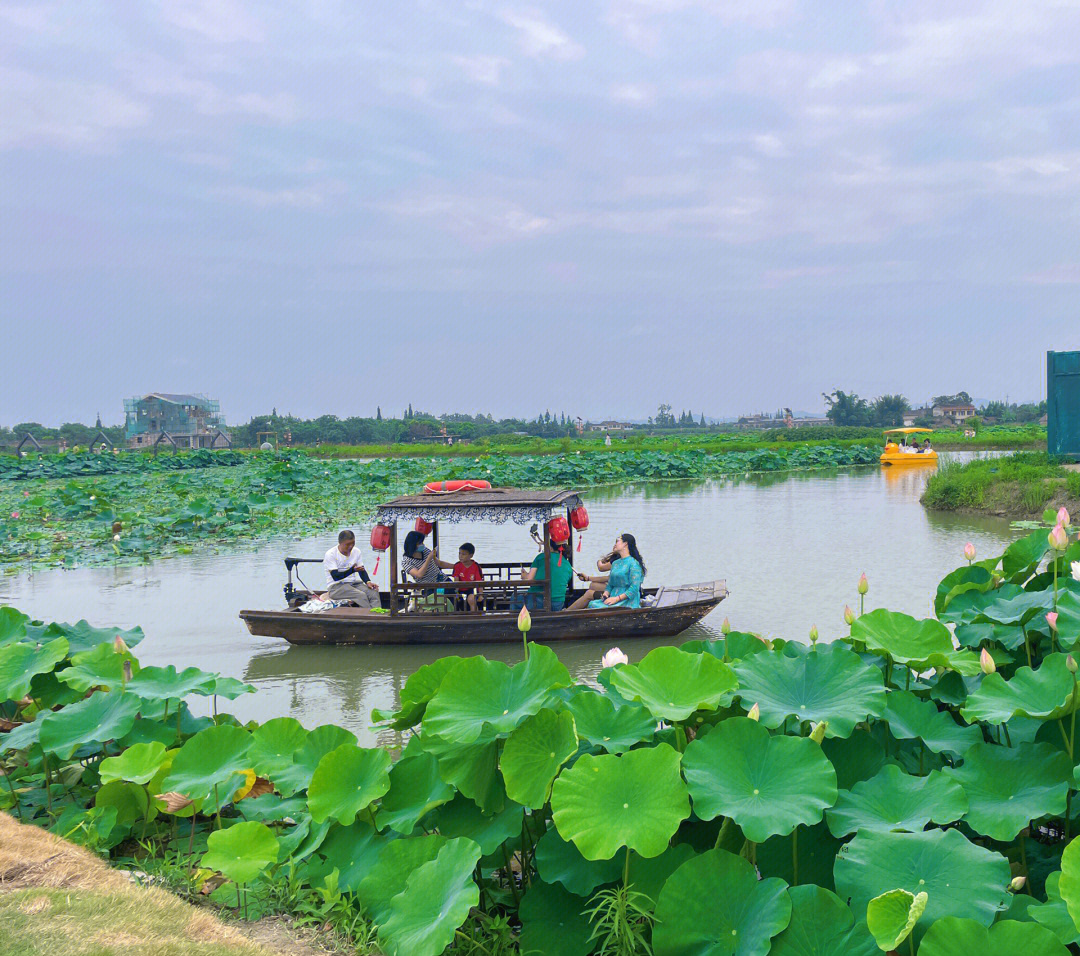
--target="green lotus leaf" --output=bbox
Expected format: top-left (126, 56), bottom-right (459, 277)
top-left (683, 716), bottom-right (836, 843)
top-left (769, 884), bottom-right (878, 956)
top-left (237, 794), bottom-right (308, 823)
top-left (562, 687), bottom-right (656, 754)
top-left (0, 710), bottom-right (47, 753)
top-left (126, 664), bottom-right (217, 700)
top-left (820, 729), bottom-right (885, 791)
top-left (309, 819), bottom-right (387, 891)
top-left (50, 804), bottom-right (120, 850)
top-left (917, 917), bottom-right (1068, 956)
top-left (652, 848), bottom-right (791, 956)
top-left (371, 656), bottom-right (465, 729)
top-left (29, 669), bottom-right (84, 710)
top-left (422, 644), bottom-right (570, 744)
top-left (419, 734), bottom-right (505, 813)
top-left (39, 689), bottom-right (141, 759)
top-left (377, 750), bottom-right (455, 834)
top-left (945, 741), bottom-right (1071, 841)
top-left (209, 676), bottom-right (255, 699)
top-left (961, 654), bottom-right (1078, 724)
top-left (501, 708), bottom-right (578, 808)
top-left (1029, 871), bottom-right (1080, 946)
top-left (434, 792), bottom-right (524, 855)
top-left (609, 646), bottom-right (737, 722)
top-left (1002, 528), bottom-right (1052, 578)
top-left (732, 642), bottom-right (884, 738)
top-left (826, 765), bottom-right (967, 838)
top-left (57, 641), bottom-right (140, 693)
top-left (628, 843), bottom-right (697, 908)
top-left (954, 621), bottom-right (1026, 651)
top-left (379, 838), bottom-right (481, 956)
top-left (1055, 833), bottom-right (1080, 932)
top-left (551, 743), bottom-right (690, 860)
top-left (834, 829), bottom-right (1010, 944)
top-left (866, 888), bottom-right (926, 952)
top-left (974, 589), bottom-right (1055, 627)
top-left (883, 690), bottom-right (982, 754)
top-left (276, 816), bottom-right (330, 863)
top-left (851, 609), bottom-right (980, 674)
top-left (532, 824), bottom-right (622, 895)
top-left (31, 619), bottom-right (144, 655)
top-left (0, 637), bottom-right (68, 701)
top-left (358, 834), bottom-right (447, 924)
top-left (98, 741), bottom-right (168, 786)
top-left (273, 724), bottom-right (356, 797)
top-left (0, 606), bottom-right (30, 646)
top-left (518, 879), bottom-right (593, 956)
top-left (757, 821), bottom-right (842, 892)
top-left (160, 724), bottom-right (253, 808)
top-left (307, 743), bottom-right (392, 825)
top-left (95, 779), bottom-right (150, 827)
top-left (247, 717), bottom-right (310, 780)
top-left (935, 566), bottom-right (994, 620)
top-left (201, 820), bottom-right (279, 885)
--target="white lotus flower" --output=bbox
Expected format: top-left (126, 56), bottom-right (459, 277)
top-left (1072, 561), bottom-right (1080, 583)
top-left (601, 647), bottom-right (629, 668)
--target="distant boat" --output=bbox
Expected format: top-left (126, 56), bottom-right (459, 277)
top-left (880, 428), bottom-right (938, 467)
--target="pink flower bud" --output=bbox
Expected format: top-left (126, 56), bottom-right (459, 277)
top-left (10, 512), bottom-right (18, 519)
top-left (1047, 612), bottom-right (1059, 631)
top-left (1049, 523), bottom-right (1068, 551)
top-left (843, 605), bottom-right (855, 625)
top-left (980, 648), bottom-right (996, 674)
top-left (1059, 507), bottom-right (1071, 528)
top-left (857, 573), bottom-right (868, 595)
top-left (1009, 876), bottom-right (1027, 892)
top-left (517, 604), bottom-right (531, 634)
top-left (601, 647), bottom-right (628, 669)
top-left (809, 625), bottom-right (819, 643)
top-left (963, 542), bottom-right (976, 562)
top-left (721, 617), bottom-right (731, 634)
top-left (747, 703), bottom-right (760, 721)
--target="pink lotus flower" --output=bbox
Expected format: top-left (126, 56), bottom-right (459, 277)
top-left (980, 648), bottom-right (996, 674)
top-left (747, 703), bottom-right (760, 721)
top-left (1047, 612), bottom-right (1059, 631)
top-left (517, 604), bottom-right (531, 634)
top-left (113, 635), bottom-right (129, 655)
top-left (22, 491), bottom-right (29, 498)
top-left (1059, 507), bottom-right (1071, 528)
top-left (10, 512), bottom-right (18, 519)
top-left (963, 543), bottom-right (976, 562)
top-left (721, 618), bottom-right (731, 634)
top-left (601, 647), bottom-right (628, 669)
top-left (1050, 523), bottom-right (1069, 551)
top-left (843, 605), bottom-right (855, 625)
top-left (857, 573), bottom-right (868, 595)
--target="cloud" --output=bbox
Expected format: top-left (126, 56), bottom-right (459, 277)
top-left (155, 0), bottom-right (265, 43)
top-left (215, 181), bottom-right (347, 208)
top-left (607, 0), bottom-right (799, 52)
top-left (385, 190), bottom-right (554, 244)
top-left (1023, 263), bottom-right (1080, 285)
top-left (452, 55), bottom-right (511, 85)
top-left (610, 83), bottom-right (656, 106)
top-left (497, 8), bottom-right (584, 60)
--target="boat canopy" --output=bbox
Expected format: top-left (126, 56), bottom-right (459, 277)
top-left (883, 427), bottom-right (934, 435)
top-left (376, 487), bottom-right (583, 525)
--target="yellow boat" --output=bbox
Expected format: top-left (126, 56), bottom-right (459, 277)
top-left (880, 427), bottom-right (938, 466)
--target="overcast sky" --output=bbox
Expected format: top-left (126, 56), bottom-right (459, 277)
top-left (2, 0), bottom-right (1078, 426)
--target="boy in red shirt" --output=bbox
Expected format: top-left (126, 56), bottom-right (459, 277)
top-left (452, 542), bottom-right (484, 612)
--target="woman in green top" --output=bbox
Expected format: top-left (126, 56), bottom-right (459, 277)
top-left (566, 534), bottom-right (645, 610)
top-left (516, 540), bottom-right (573, 610)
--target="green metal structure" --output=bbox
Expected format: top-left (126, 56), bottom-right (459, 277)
top-left (1047, 350), bottom-right (1080, 459)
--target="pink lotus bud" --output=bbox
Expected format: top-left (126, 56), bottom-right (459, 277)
top-left (10, 512), bottom-right (18, 519)
top-left (517, 604), bottom-right (531, 634)
top-left (601, 647), bottom-right (628, 669)
top-left (857, 573), bottom-right (868, 595)
top-left (721, 617), bottom-right (731, 634)
top-left (980, 648), bottom-right (996, 674)
top-left (843, 605), bottom-right (855, 625)
top-left (1009, 875), bottom-right (1027, 892)
top-left (113, 635), bottom-right (129, 655)
top-left (809, 625), bottom-right (819, 643)
top-left (1059, 507), bottom-right (1071, 528)
top-left (810, 721), bottom-right (827, 743)
top-left (1047, 612), bottom-right (1059, 631)
top-left (22, 491), bottom-right (29, 498)
top-left (747, 703), bottom-right (760, 721)
top-left (963, 543), bottom-right (976, 562)
top-left (1049, 523), bottom-right (1068, 551)
top-left (1069, 655), bottom-right (1078, 674)
top-left (1072, 561), bottom-right (1080, 583)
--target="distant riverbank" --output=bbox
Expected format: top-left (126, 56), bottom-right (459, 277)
top-left (921, 452), bottom-right (1080, 518)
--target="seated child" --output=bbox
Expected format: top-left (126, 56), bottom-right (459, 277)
top-left (452, 542), bottom-right (484, 612)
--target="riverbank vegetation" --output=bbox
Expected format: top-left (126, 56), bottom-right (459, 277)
top-left (6, 514), bottom-right (1080, 953)
top-left (922, 453), bottom-right (1080, 518)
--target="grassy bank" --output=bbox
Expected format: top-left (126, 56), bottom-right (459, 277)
top-left (921, 451), bottom-right (1080, 517)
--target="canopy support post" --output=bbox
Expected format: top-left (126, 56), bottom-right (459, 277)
top-left (543, 521), bottom-right (552, 613)
top-left (389, 522), bottom-right (399, 617)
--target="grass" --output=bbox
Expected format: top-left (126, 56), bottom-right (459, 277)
top-left (921, 452), bottom-right (1080, 516)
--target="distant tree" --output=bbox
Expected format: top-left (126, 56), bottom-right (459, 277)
top-left (822, 391), bottom-right (872, 426)
top-left (656, 404), bottom-right (675, 427)
top-left (376, 406), bottom-right (382, 421)
top-left (700, 413), bottom-right (706, 427)
top-left (872, 394), bottom-right (910, 427)
top-left (932, 392), bottom-right (972, 407)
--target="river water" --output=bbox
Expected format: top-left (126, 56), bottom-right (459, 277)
top-left (0, 454), bottom-right (1017, 745)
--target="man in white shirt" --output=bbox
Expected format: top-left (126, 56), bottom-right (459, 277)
top-left (323, 530), bottom-right (380, 608)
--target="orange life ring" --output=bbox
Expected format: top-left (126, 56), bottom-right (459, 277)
top-left (423, 479), bottom-right (492, 494)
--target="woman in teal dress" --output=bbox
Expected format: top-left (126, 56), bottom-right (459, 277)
top-left (567, 534), bottom-right (645, 610)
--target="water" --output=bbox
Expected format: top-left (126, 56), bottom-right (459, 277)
top-left (0, 454), bottom-right (1017, 745)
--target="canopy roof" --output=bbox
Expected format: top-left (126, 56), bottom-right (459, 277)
top-left (884, 427), bottom-right (934, 434)
top-left (376, 487), bottom-right (583, 526)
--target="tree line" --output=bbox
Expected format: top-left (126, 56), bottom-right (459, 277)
top-left (822, 390), bottom-right (1046, 427)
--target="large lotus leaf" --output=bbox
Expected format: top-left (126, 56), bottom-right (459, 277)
top-left (834, 829), bottom-right (1010, 943)
top-left (371, 656), bottom-right (465, 729)
top-left (935, 565), bottom-right (994, 620)
top-left (884, 690), bottom-right (982, 754)
top-left (683, 717), bottom-right (836, 843)
top-left (942, 585), bottom-right (1024, 628)
top-left (629, 843), bottom-right (697, 907)
top-left (954, 621), bottom-right (1026, 652)
top-left (39, 689), bottom-right (141, 759)
top-left (29, 669), bottom-right (84, 710)
top-left (769, 884), bottom-right (878, 956)
top-left (422, 644), bottom-right (570, 744)
top-left (0, 606), bottom-right (30, 646)
top-left (851, 609), bottom-right (980, 674)
top-left (1029, 871), bottom-right (1080, 946)
top-left (201, 820), bottom-right (279, 885)
top-left (99, 741), bottom-right (168, 786)
top-left (377, 750), bottom-right (455, 834)
top-left (1054, 832), bottom-right (1080, 931)
top-left (57, 641), bottom-right (139, 693)
top-left (518, 879), bottom-right (592, 956)
top-left (820, 729), bottom-right (885, 791)
top-left (379, 838), bottom-right (481, 956)
top-left (551, 743), bottom-right (690, 860)
top-left (126, 664), bottom-right (217, 700)
top-left (562, 687), bottom-right (656, 754)
top-left (96, 779), bottom-right (150, 827)
top-left (0, 637), bottom-right (68, 701)
top-left (308, 819), bottom-right (387, 891)
top-left (732, 642), bottom-right (884, 738)
top-left (30, 619), bottom-right (144, 655)
top-left (961, 654), bottom-right (1078, 724)
top-left (866, 888), bottom-right (926, 951)
top-left (434, 792), bottom-right (524, 855)
top-left (307, 743), bottom-right (392, 825)
top-left (609, 646), bottom-right (737, 722)
top-left (247, 717), bottom-right (309, 780)
top-left (160, 724), bottom-right (253, 806)
top-left (757, 821), bottom-right (842, 892)
top-left (826, 765), bottom-right (967, 837)
top-left (50, 804), bottom-right (120, 850)
top-left (209, 676), bottom-right (255, 700)
top-left (273, 724), bottom-right (356, 796)
top-left (974, 588), bottom-right (1055, 627)
top-left (358, 834), bottom-right (447, 924)
top-left (0, 710), bottom-right (47, 753)
top-left (917, 917), bottom-right (1068, 956)
top-left (533, 824), bottom-right (622, 895)
top-left (277, 816), bottom-right (330, 863)
top-left (419, 734), bottom-right (505, 813)
top-left (501, 708), bottom-right (578, 808)
top-left (652, 848), bottom-right (791, 956)
top-left (1003, 528), bottom-right (1052, 578)
top-left (945, 741), bottom-right (1071, 841)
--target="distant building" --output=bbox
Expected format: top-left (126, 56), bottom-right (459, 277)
top-left (124, 393), bottom-right (228, 449)
top-left (903, 407), bottom-right (933, 427)
top-left (588, 421), bottom-right (634, 432)
top-left (932, 403), bottom-right (977, 426)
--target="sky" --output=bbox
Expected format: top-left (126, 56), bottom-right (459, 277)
top-left (2, 0), bottom-right (1079, 426)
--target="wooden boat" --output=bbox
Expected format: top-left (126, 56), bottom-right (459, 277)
top-left (880, 427), bottom-right (939, 466)
top-left (239, 487), bottom-right (727, 646)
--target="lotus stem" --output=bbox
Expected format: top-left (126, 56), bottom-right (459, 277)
top-left (792, 827), bottom-right (799, 886)
top-left (187, 819), bottom-right (197, 863)
top-left (909, 934), bottom-right (915, 956)
top-left (674, 725), bottom-right (687, 753)
top-left (1, 766), bottom-right (23, 821)
top-left (40, 748), bottom-right (53, 815)
top-left (905, 667), bottom-right (910, 691)
top-left (919, 743), bottom-right (925, 777)
top-left (176, 706), bottom-right (183, 743)
top-left (624, 846), bottom-right (631, 888)
top-left (1023, 628), bottom-right (1032, 668)
top-left (714, 816), bottom-right (734, 850)
top-left (1003, 723), bottom-right (1012, 748)
top-left (1066, 791), bottom-right (1073, 844)
top-left (501, 844), bottom-right (520, 907)
top-left (1059, 719), bottom-right (1073, 760)
top-left (1019, 833), bottom-right (1029, 886)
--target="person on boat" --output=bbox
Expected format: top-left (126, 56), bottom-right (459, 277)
top-left (922, 438), bottom-right (933, 453)
top-left (401, 529), bottom-right (453, 590)
top-left (571, 548), bottom-right (624, 605)
top-left (566, 534), bottom-right (645, 610)
top-left (323, 530), bottom-right (380, 608)
top-left (515, 538), bottom-right (574, 611)
top-left (452, 542), bottom-right (484, 612)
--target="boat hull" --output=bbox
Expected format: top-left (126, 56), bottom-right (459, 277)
top-left (879, 452), bottom-right (938, 466)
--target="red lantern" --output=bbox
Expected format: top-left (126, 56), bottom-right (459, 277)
top-left (570, 506), bottom-right (589, 531)
top-left (415, 517), bottom-right (433, 535)
top-left (370, 524), bottom-right (391, 552)
top-left (548, 515), bottom-right (570, 544)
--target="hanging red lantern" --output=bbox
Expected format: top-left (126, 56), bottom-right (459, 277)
top-left (548, 515), bottom-right (570, 544)
top-left (415, 517), bottom-right (433, 535)
top-left (570, 506), bottom-right (589, 531)
top-left (370, 524), bottom-right (391, 552)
